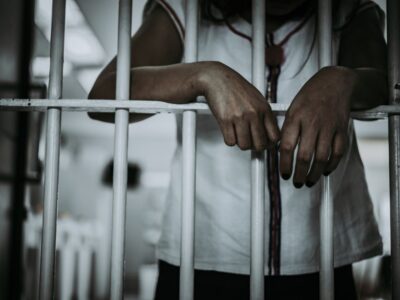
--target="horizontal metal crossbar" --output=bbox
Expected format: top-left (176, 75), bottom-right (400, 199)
top-left (0, 98), bottom-right (398, 119)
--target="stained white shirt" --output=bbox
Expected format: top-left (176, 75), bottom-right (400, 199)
top-left (155, 0), bottom-right (383, 275)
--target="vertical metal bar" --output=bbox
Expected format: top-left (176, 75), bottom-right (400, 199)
top-left (387, 0), bottom-right (400, 299)
top-left (39, 0), bottom-right (66, 299)
top-left (9, 0), bottom-right (35, 297)
top-left (318, 0), bottom-right (334, 299)
top-left (110, 0), bottom-right (132, 299)
top-left (179, 1), bottom-right (198, 300)
top-left (250, 1), bottom-right (266, 299)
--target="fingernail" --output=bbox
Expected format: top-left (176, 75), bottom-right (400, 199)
top-left (282, 174), bottom-right (290, 180)
top-left (294, 182), bottom-right (303, 189)
top-left (306, 181), bottom-right (314, 187)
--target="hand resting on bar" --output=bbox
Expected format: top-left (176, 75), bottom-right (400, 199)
top-left (279, 7), bottom-right (387, 188)
top-left (88, 3), bottom-right (387, 188)
top-left (88, 4), bottom-right (279, 152)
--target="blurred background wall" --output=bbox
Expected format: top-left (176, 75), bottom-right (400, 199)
top-left (31, 0), bottom-right (177, 298)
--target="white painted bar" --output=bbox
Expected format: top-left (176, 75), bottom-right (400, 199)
top-left (318, 0), bottom-right (334, 299)
top-left (110, 0), bottom-right (132, 299)
top-left (39, 0), bottom-right (66, 299)
top-left (179, 1), bottom-right (199, 299)
top-left (0, 99), bottom-right (398, 119)
top-left (250, 0), bottom-right (266, 299)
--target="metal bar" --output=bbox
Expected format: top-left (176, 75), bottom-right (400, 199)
top-left (318, 0), bottom-right (334, 299)
top-left (179, 1), bottom-right (199, 299)
top-left (387, 0), bottom-right (400, 298)
top-left (250, 0), bottom-right (266, 299)
top-left (0, 99), bottom-right (399, 118)
top-left (110, 0), bottom-right (132, 299)
top-left (9, 0), bottom-right (35, 297)
top-left (39, 0), bottom-right (66, 299)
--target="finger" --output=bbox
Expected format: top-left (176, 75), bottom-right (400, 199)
top-left (292, 125), bottom-right (317, 188)
top-left (305, 130), bottom-right (332, 187)
top-left (250, 114), bottom-right (268, 151)
top-left (234, 120), bottom-right (252, 150)
top-left (279, 118), bottom-right (300, 180)
top-left (221, 121), bottom-right (236, 147)
top-left (264, 108), bottom-right (280, 147)
top-left (324, 133), bottom-right (346, 175)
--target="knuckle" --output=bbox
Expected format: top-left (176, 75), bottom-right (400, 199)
top-left (219, 115), bottom-right (231, 124)
top-left (280, 142), bottom-right (294, 154)
top-left (308, 116), bottom-right (321, 127)
top-left (314, 157), bottom-right (326, 164)
top-left (243, 109), bottom-right (257, 120)
top-left (269, 134), bottom-right (279, 144)
top-left (297, 152), bottom-right (311, 164)
top-left (332, 149), bottom-right (344, 159)
top-left (315, 152), bottom-right (329, 163)
top-left (232, 112), bottom-right (244, 122)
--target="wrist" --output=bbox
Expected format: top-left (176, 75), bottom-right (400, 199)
top-left (322, 66), bottom-right (358, 106)
top-left (336, 66), bottom-right (359, 109)
top-left (321, 65), bottom-right (358, 85)
top-left (195, 61), bottom-right (228, 98)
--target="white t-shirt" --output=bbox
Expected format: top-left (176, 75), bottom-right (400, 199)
top-left (155, 0), bottom-right (383, 275)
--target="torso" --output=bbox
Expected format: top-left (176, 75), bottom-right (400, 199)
top-left (156, 0), bottom-right (382, 275)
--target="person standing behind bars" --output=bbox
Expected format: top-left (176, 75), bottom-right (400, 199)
top-left (88, 0), bottom-right (387, 299)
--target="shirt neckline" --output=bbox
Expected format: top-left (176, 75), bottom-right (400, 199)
top-left (226, 10), bottom-right (314, 46)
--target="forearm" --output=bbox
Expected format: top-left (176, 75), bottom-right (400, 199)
top-left (346, 67), bottom-right (388, 111)
top-left (335, 5), bottom-right (388, 111)
top-left (88, 61), bottom-right (212, 122)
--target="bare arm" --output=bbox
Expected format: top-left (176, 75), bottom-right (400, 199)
top-left (88, 4), bottom-right (279, 151)
top-left (89, 61), bottom-right (212, 121)
top-left (338, 6), bottom-right (388, 110)
top-left (279, 6), bottom-right (388, 188)
top-left (88, 4), bottom-right (194, 122)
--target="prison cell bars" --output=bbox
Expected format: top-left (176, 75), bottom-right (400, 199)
top-left (318, 0), bottom-right (334, 299)
top-left (250, 0), bottom-right (266, 299)
top-left (1, 99), bottom-right (399, 117)
top-left (38, 0), bottom-right (66, 299)
top-left (110, 0), bottom-right (132, 299)
top-left (180, 0), bottom-right (199, 299)
top-left (21, 0), bottom-right (398, 299)
top-left (387, 0), bottom-right (400, 298)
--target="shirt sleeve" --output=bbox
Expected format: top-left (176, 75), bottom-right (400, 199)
top-left (333, 0), bottom-right (385, 31)
top-left (156, 0), bottom-right (186, 43)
